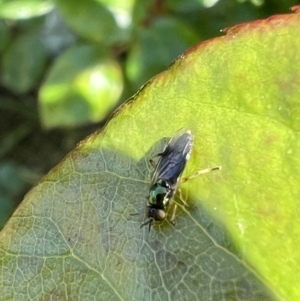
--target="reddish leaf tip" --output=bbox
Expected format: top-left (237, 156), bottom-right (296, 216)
top-left (222, 7), bottom-right (300, 36)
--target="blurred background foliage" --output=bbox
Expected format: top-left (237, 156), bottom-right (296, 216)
top-left (0, 0), bottom-right (299, 229)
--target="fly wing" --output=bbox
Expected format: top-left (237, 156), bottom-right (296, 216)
top-left (151, 129), bottom-right (194, 186)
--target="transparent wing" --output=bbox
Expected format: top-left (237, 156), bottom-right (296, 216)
top-left (151, 128), bottom-right (194, 186)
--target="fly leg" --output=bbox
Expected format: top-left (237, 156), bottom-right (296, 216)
top-left (180, 166), bottom-right (221, 183)
top-left (149, 140), bottom-right (168, 169)
top-left (149, 150), bottom-right (166, 169)
top-left (164, 201), bottom-right (178, 226)
top-left (178, 188), bottom-right (189, 207)
top-left (169, 203), bottom-right (177, 225)
top-left (149, 159), bottom-right (157, 169)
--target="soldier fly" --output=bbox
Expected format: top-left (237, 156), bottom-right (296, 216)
top-left (140, 128), bottom-right (221, 231)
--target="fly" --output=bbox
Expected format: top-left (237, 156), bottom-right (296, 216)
top-left (141, 128), bottom-right (221, 231)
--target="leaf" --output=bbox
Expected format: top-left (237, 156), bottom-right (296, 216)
top-left (0, 20), bottom-right (10, 53)
top-left (0, 0), bottom-right (53, 19)
top-left (38, 44), bottom-right (123, 129)
top-left (1, 32), bottom-right (47, 93)
top-left (54, 0), bottom-right (121, 45)
top-left (1, 7), bottom-right (300, 301)
top-left (126, 16), bottom-right (200, 90)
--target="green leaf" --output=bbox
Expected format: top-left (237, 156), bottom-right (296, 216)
top-left (95, 0), bottom-right (135, 29)
top-left (126, 16), bottom-right (200, 90)
top-left (1, 8), bottom-right (300, 301)
top-left (38, 44), bottom-right (123, 129)
top-left (54, 0), bottom-right (121, 45)
top-left (1, 32), bottom-right (47, 93)
top-left (0, 0), bottom-right (53, 19)
top-left (0, 20), bottom-right (10, 53)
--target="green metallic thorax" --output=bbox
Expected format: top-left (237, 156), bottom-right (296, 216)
top-left (149, 179), bottom-right (174, 209)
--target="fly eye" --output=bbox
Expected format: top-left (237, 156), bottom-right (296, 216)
top-left (154, 210), bottom-right (165, 221)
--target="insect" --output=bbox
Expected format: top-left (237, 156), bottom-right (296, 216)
top-left (140, 128), bottom-right (221, 231)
